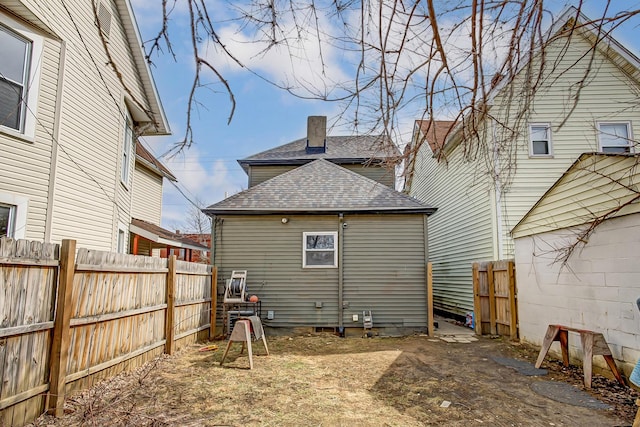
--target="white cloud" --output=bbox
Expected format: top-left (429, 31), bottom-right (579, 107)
top-left (161, 155), bottom-right (246, 228)
top-left (203, 10), bottom-right (350, 98)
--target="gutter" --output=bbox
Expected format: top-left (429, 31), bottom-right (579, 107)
top-left (203, 207), bottom-right (438, 216)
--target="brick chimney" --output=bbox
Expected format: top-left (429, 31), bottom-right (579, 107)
top-left (306, 116), bottom-right (327, 154)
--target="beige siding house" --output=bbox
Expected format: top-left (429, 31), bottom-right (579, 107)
top-left (0, 0), bottom-right (169, 251)
top-left (128, 143), bottom-right (209, 260)
top-left (512, 153), bottom-right (640, 376)
top-left (131, 143), bottom-right (176, 227)
top-left (406, 8), bottom-right (640, 317)
top-left (206, 117), bottom-right (436, 334)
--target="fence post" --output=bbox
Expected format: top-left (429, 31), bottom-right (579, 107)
top-left (210, 266), bottom-right (218, 339)
top-left (47, 239), bottom-right (76, 416)
top-left (165, 255), bottom-right (176, 355)
top-left (508, 261), bottom-right (518, 340)
top-left (472, 262), bottom-right (482, 335)
top-left (487, 262), bottom-right (497, 335)
top-left (426, 262), bottom-right (434, 336)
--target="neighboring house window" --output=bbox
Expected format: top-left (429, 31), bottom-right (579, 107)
top-left (598, 122), bottom-right (634, 153)
top-left (121, 113), bottom-right (133, 186)
top-left (0, 203), bottom-right (14, 238)
top-left (0, 24), bottom-right (31, 132)
top-left (529, 124), bottom-right (552, 156)
top-left (303, 232), bottom-right (338, 268)
top-left (117, 226), bottom-right (127, 253)
top-left (0, 13), bottom-right (42, 140)
top-left (0, 193), bottom-right (27, 239)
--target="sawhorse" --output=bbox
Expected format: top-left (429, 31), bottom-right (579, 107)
top-left (535, 324), bottom-right (624, 388)
top-left (220, 317), bottom-right (269, 370)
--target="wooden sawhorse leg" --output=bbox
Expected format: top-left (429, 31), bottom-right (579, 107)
top-left (536, 325), bottom-right (624, 389)
top-left (535, 325), bottom-right (568, 368)
top-left (220, 320), bottom-right (254, 369)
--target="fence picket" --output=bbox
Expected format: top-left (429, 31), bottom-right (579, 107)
top-left (472, 260), bottom-right (518, 338)
top-left (0, 237), bottom-right (212, 425)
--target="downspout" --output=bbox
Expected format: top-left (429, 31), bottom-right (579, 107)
top-left (45, 41), bottom-right (67, 242)
top-left (211, 215), bottom-right (218, 266)
top-left (338, 213), bottom-right (344, 335)
top-left (492, 121), bottom-right (504, 260)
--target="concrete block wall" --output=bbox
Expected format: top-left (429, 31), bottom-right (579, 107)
top-left (514, 213), bottom-right (640, 375)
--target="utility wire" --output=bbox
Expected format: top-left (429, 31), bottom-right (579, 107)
top-left (4, 0), bottom-right (206, 219)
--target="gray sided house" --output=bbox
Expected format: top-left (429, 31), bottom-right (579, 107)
top-left (205, 117), bottom-right (436, 334)
top-left (239, 117), bottom-right (399, 189)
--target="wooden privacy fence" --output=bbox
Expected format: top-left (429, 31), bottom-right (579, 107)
top-left (472, 260), bottom-right (518, 339)
top-left (0, 238), bottom-right (218, 427)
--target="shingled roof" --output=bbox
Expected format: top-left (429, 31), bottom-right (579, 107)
top-left (135, 143), bottom-right (177, 181)
top-left (204, 159), bottom-right (436, 215)
top-left (238, 135), bottom-right (400, 172)
top-left (415, 120), bottom-right (457, 153)
top-left (130, 218), bottom-right (209, 250)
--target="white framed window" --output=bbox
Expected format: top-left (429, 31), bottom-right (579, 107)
top-left (117, 225), bottom-right (128, 253)
top-left (302, 232), bottom-right (338, 268)
top-left (0, 192), bottom-right (28, 239)
top-left (121, 112), bottom-right (133, 186)
top-left (0, 25), bottom-right (30, 131)
top-left (528, 123), bottom-right (552, 156)
top-left (0, 14), bottom-right (42, 139)
top-left (0, 203), bottom-right (14, 238)
top-left (598, 122), bottom-right (634, 153)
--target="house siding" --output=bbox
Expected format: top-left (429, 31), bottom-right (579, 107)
top-left (496, 34), bottom-right (640, 256)
top-left (2, 0), bottom-right (157, 251)
top-left (214, 215), bottom-right (340, 328)
top-left (133, 236), bottom-right (152, 256)
top-left (249, 165), bottom-right (296, 187)
top-left (408, 29), bottom-right (640, 317)
top-left (408, 139), bottom-right (494, 316)
top-left (342, 214), bottom-right (427, 328)
top-left (131, 162), bottom-right (163, 225)
top-left (213, 213), bottom-right (428, 330)
top-left (249, 164), bottom-right (395, 188)
top-left (0, 13), bottom-right (61, 241)
top-left (513, 155), bottom-right (640, 239)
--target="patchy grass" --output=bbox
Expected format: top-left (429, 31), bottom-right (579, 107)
top-left (30, 334), bottom-right (635, 426)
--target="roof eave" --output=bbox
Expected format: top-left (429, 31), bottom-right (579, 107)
top-left (203, 207), bottom-right (437, 216)
top-left (117, 0), bottom-right (170, 136)
top-left (511, 152), bottom-right (640, 237)
top-left (130, 223), bottom-right (208, 251)
top-left (135, 155), bottom-right (177, 181)
top-left (238, 158), bottom-right (389, 167)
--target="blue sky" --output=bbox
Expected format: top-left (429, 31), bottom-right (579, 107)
top-left (129, 0), bottom-right (640, 230)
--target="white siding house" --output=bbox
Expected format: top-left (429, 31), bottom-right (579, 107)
top-left (512, 153), bottom-right (640, 375)
top-left (131, 143), bottom-right (176, 227)
top-left (127, 142), bottom-right (208, 261)
top-left (406, 8), bottom-right (640, 317)
top-left (0, 0), bottom-right (170, 251)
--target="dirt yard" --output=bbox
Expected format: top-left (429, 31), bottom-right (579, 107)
top-left (30, 330), bottom-right (638, 426)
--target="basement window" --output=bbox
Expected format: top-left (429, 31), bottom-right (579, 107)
top-left (303, 232), bottom-right (338, 268)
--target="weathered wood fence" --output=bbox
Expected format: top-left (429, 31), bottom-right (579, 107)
top-left (0, 238), bottom-right (217, 427)
top-left (472, 260), bottom-right (518, 339)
